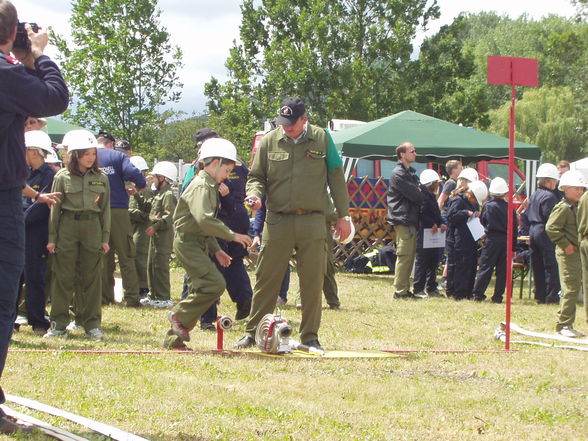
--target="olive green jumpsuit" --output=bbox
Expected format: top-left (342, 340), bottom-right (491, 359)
top-left (147, 186), bottom-right (177, 300)
top-left (546, 198), bottom-right (581, 331)
top-left (576, 191), bottom-right (588, 324)
top-left (129, 188), bottom-right (152, 292)
top-left (48, 168), bottom-right (110, 332)
top-left (163, 170), bottom-right (235, 349)
top-left (245, 124), bottom-right (349, 344)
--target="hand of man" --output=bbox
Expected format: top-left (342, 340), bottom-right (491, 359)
top-left (101, 242), bottom-right (110, 254)
top-left (233, 233), bottom-right (252, 249)
top-left (334, 217), bottom-right (351, 242)
top-left (565, 244), bottom-right (575, 255)
top-left (249, 235), bottom-right (261, 251)
top-left (215, 249), bottom-right (232, 267)
top-left (431, 224), bottom-right (438, 234)
top-left (37, 192), bottom-right (61, 207)
top-left (46, 242), bottom-right (56, 254)
top-left (13, 24), bottom-right (48, 69)
top-left (244, 195), bottom-right (261, 210)
top-left (440, 224), bottom-right (447, 233)
top-left (145, 226), bottom-right (156, 237)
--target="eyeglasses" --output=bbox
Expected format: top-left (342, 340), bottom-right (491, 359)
top-left (408, 150), bottom-right (416, 154)
top-left (25, 119), bottom-right (39, 127)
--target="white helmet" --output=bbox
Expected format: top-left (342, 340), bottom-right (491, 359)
top-left (420, 169), bottom-right (441, 186)
top-left (536, 163), bottom-right (559, 180)
top-left (489, 177), bottom-right (509, 195)
top-left (62, 130), bottom-right (99, 152)
top-left (198, 138), bottom-right (238, 163)
top-left (333, 219), bottom-right (356, 244)
top-left (24, 130), bottom-right (53, 155)
top-left (130, 155), bottom-right (149, 171)
top-left (458, 167), bottom-right (479, 182)
top-left (468, 180), bottom-right (488, 204)
top-left (152, 161), bottom-right (178, 183)
top-left (45, 151), bottom-right (61, 164)
top-left (558, 170), bottom-right (587, 190)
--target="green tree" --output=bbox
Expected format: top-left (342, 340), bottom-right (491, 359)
top-left (205, 0), bottom-right (440, 151)
top-left (151, 114), bottom-right (209, 163)
top-left (488, 86), bottom-right (587, 162)
top-left (406, 15), bottom-right (492, 128)
top-left (52, 0), bottom-right (183, 151)
top-left (407, 11), bottom-right (588, 134)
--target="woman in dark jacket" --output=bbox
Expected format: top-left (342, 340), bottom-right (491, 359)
top-left (445, 181), bottom-right (488, 300)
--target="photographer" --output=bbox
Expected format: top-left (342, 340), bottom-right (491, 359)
top-left (0, 0), bottom-right (68, 433)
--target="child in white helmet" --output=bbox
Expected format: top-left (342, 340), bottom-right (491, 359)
top-left (445, 180), bottom-right (488, 300)
top-left (472, 177), bottom-right (518, 303)
top-left (143, 161), bottom-right (178, 308)
top-left (546, 170), bottom-right (587, 338)
top-left (45, 130), bottom-right (110, 340)
top-left (163, 138), bottom-right (252, 349)
top-left (413, 169), bottom-right (446, 297)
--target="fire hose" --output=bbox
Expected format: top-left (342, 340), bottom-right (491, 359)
top-left (255, 314), bottom-right (325, 356)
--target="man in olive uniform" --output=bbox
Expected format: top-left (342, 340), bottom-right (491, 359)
top-left (235, 97), bottom-right (350, 351)
top-left (578, 187), bottom-right (588, 327)
top-left (546, 170), bottom-right (586, 338)
top-left (97, 132), bottom-right (146, 306)
top-left (323, 206), bottom-right (341, 309)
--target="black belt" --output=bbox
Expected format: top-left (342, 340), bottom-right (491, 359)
top-left (282, 209), bottom-right (321, 215)
top-left (63, 211), bottom-right (99, 220)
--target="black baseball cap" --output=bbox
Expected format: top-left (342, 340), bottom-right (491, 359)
top-left (97, 130), bottom-right (116, 143)
top-left (195, 127), bottom-right (218, 144)
top-left (275, 97), bottom-right (306, 126)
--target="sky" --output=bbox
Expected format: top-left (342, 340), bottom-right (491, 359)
top-left (13, 0), bottom-right (579, 115)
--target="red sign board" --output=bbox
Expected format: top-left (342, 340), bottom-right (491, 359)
top-left (487, 56), bottom-right (538, 87)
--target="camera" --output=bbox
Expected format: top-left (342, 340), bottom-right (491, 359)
top-left (13, 22), bottom-right (39, 51)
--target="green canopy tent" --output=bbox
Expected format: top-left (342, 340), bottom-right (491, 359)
top-left (331, 110), bottom-right (541, 164)
top-left (45, 117), bottom-right (87, 144)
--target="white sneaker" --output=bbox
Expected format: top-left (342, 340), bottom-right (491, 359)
top-left (557, 326), bottom-right (586, 338)
top-left (66, 321), bottom-right (84, 332)
top-left (139, 297), bottom-right (151, 305)
top-left (85, 328), bottom-right (106, 341)
top-left (43, 328), bottom-right (68, 339)
top-left (153, 300), bottom-right (173, 308)
top-left (15, 315), bottom-right (28, 326)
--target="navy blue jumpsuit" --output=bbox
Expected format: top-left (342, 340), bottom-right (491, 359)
top-left (446, 194), bottom-right (479, 300)
top-left (413, 190), bottom-right (445, 294)
top-left (201, 159), bottom-right (253, 324)
top-left (21, 163), bottom-right (55, 331)
top-left (526, 186), bottom-right (560, 303)
top-left (472, 197), bottom-right (518, 303)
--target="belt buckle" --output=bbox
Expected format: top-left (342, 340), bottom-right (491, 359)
top-left (294, 208), bottom-right (304, 215)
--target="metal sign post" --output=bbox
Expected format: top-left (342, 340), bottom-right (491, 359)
top-left (487, 55), bottom-right (538, 350)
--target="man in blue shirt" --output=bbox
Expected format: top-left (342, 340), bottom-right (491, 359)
top-left (0, 1), bottom-right (68, 432)
top-left (97, 131), bottom-right (146, 307)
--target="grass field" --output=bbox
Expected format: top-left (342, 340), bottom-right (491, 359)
top-left (2, 268), bottom-right (587, 441)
